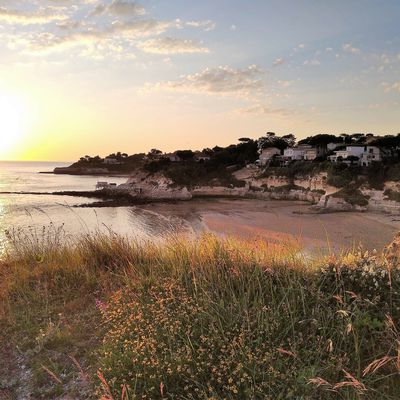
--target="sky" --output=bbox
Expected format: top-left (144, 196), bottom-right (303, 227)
top-left (0, 0), bottom-right (399, 161)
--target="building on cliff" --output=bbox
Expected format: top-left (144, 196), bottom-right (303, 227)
top-left (283, 144), bottom-right (326, 161)
top-left (256, 147), bottom-right (282, 166)
top-left (329, 145), bottom-right (389, 166)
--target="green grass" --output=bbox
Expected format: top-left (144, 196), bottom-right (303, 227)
top-left (1, 228), bottom-right (400, 399)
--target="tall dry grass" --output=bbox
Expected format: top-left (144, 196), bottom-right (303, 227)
top-left (0, 227), bottom-right (399, 399)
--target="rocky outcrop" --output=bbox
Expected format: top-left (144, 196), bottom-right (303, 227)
top-left (191, 186), bottom-right (249, 198)
top-left (314, 188), bottom-right (400, 213)
top-left (100, 167), bottom-right (400, 213)
top-left (263, 189), bottom-right (321, 203)
top-left (315, 195), bottom-right (367, 212)
top-left (362, 189), bottom-right (400, 214)
top-left (119, 172), bottom-right (192, 201)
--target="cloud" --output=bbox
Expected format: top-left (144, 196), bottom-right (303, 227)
top-left (92, 0), bottom-right (146, 17)
top-left (272, 57), bottom-right (285, 67)
top-left (26, 19), bottom-right (180, 52)
top-left (185, 20), bottom-right (216, 31)
top-left (137, 37), bottom-right (209, 54)
top-left (303, 59), bottom-right (320, 66)
top-left (0, 6), bottom-right (68, 25)
top-left (383, 81), bottom-right (400, 93)
top-left (0, 2), bottom-right (215, 61)
top-left (149, 65), bottom-right (265, 97)
top-left (342, 43), bottom-right (361, 54)
top-left (278, 80), bottom-right (294, 88)
top-left (236, 103), bottom-right (293, 117)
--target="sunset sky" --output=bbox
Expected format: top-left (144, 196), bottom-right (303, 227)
top-left (0, 0), bottom-right (399, 161)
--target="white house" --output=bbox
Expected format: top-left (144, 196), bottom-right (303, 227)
top-left (303, 146), bottom-right (319, 161)
top-left (284, 146), bottom-right (307, 160)
top-left (329, 145), bottom-right (385, 166)
top-left (257, 147), bottom-right (281, 166)
top-left (360, 146), bottom-right (385, 166)
top-left (284, 144), bottom-right (324, 161)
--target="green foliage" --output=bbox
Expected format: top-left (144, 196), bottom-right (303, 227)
top-left (175, 150), bottom-right (195, 160)
top-left (262, 161), bottom-right (326, 179)
top-left (163, 162), bottom-right (246, 188)
top-left (384, 189), bottom-right (400, 202)
top-left (325, 163), bottom-right (362, 188)
top-left (332, 186), bottom-right (369, 206)
top-left (299, 134), bottom-right (339, 146)
top-left (144, 157), bottom-right (171, 173)
top-left (366, 164), bottom-right (386, 190)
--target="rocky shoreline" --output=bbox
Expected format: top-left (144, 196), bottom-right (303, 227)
top-left (19, 165), bottom-right (400, 214)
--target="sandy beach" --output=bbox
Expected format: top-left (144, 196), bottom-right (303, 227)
top-left (143, 199), bottom-right (400, 252)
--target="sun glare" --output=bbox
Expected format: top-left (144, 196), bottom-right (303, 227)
top-left (0, 92), bottom-right (28, 158)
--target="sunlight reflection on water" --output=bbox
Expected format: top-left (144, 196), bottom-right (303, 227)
top-left (0, 162), bottom-right (195, 256)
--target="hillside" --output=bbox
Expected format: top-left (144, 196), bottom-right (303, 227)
top-left (53, 133), bottom-right (400, 212)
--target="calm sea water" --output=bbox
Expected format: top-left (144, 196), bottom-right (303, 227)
top-left (0, 161), bottom-right (193, 254)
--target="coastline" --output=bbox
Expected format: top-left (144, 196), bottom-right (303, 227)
top-left (2, 184), bottom-right (399, 252)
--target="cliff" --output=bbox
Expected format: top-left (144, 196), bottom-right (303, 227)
top-left (79, 164), bottom-right (400, 213)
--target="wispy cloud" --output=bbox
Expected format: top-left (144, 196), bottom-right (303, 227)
top-left (236, 103), bottom-right (294, 117)
top-left (382, 81), bottom-right (400, 93)
top-left (92, 0), bottom-right (146, 17)
top-left (138, 37), bottom-right (209, 54)
top-left (303, 59), bottom-right (320, 66)
top-left (272, 57), bottom-right (285, 67)
top-left (342, 43), bottom-right (361, 54)
top-left (0, 5), bottom-right (68, 25)
top-left (185, 20), bottom-right (216, 31)
top-left (148, 65), bottom-right (265, 98)
top-left (278, 80), bottom-right (294, 88)
top-left (0, 1), bottom-right (214, 60)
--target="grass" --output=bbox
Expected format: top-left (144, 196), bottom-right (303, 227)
top-left (0, 227), bottom-right (400, 399)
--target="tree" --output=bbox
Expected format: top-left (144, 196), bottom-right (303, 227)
top-left (176, 150), bottom-right (195, 160)
top-left (258, 134), bottom-right (290, 151)
top-left (282, 134), bottom-right (296, 147)
top-left (299, 134), bottom-right (338, 147)
top-left (149, 149), bottom-right (162, 156)
top-left (202, 148), bottom-right (214, 156)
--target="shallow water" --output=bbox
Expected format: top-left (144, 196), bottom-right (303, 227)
top-left (0, 161), bottom-right (193, 254)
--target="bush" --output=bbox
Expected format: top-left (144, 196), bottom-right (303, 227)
top-left (384, 189), bottom-right (400, 202)
top-left (332, 186), bottom-right (369, 207)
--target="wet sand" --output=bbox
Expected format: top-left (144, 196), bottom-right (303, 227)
top-left (143, 199), bottom-right (400, 252)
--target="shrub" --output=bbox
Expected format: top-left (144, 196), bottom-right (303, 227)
top-left (384, 189), bottom-right (400, 202)
top-left (332, 187), bottom-right (369, 207)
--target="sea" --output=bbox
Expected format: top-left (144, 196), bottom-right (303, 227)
top-left (0, 161), bottom-right (192, 254)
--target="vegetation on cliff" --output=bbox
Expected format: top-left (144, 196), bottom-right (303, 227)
top-left (1, 228), bottom-right (400, 399)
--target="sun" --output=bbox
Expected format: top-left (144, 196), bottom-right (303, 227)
top-left (0, 92), bottom-right (28, 158)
